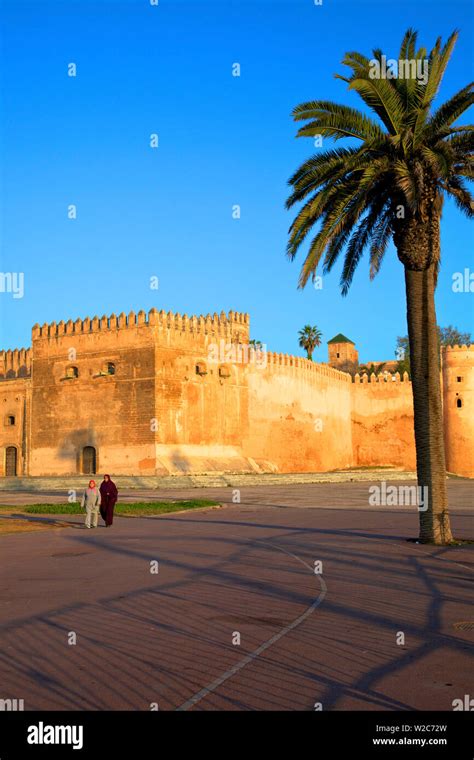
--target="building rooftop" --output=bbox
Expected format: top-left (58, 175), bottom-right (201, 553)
top-left (327, 333), bottom-right (355, 345)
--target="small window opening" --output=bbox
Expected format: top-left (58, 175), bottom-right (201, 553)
top-left (6, 415), bottom-right (15, 426)
top-left (66, 366), bottom-right (79, 379)
top-left (456, 398), bottom-right (463, 408)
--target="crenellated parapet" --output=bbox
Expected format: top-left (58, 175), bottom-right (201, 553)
top-left (263, 352), bottom-right (352, 382)
top-left (353, 371), bottom-right (411, 385)
top-left (441, 343), bottom-right (474, 367)
top-left (442, 344), bottom-right (473, 352)
top-left (0, 347), bottom-right (32, 380)
top-left (31, 308), bottom-right (250, 341)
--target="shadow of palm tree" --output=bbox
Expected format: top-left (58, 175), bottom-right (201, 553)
top-left (0, 509), bottom-right (472, 711)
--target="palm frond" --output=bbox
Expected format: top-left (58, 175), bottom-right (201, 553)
top-left (426, 82), bottom-right (474, 138)
top-left (286, 29), bottom-right (473, 294)
top-left (369, 213), bottom-right (393, 279)
top-left (293, 101), bottom-right (384, 141)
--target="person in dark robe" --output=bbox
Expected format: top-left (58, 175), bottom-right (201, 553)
top-left (99, 475), bottom-right (118, 527)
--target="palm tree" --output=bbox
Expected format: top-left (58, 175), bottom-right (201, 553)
top-left (298, 325), bottom-right (323, 360)
top-left (286, 30), bottom-right (473, 545)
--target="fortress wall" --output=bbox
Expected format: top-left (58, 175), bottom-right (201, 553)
top-left (3, 309), bottom-right (472, 478)
top-left (28, 308), bottom-right (251, 476)
top-left (29, 314), bottom-right (158, 476)
top-left (150, 312), bottom-right (248, 464)
top-left (351, 373), bottom-right (416, 470)
top-left (31, 309), bottom-right (249, 353)
top-left (0, 378), bottom-right (30, 476)
top-left (442, 345), bottom-right (474, 477)
top-left (147, 313), bottom-right (251, 471)
top-left (244, 353), bottom-right (354, 472)
top-left (149, 346), bottom-right (251, 473)
top-left (0, 348), bottom-right (31, 379)
top-left (181, 361), bottom-right (248, 447)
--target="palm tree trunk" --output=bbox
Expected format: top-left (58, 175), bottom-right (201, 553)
top-left (404, 263), bottom-right (453, 544)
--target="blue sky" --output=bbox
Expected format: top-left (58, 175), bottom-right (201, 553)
top-left (0, 0), bottom-right (473, 362)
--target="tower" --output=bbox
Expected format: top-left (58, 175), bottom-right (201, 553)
top-left (327, 333), bottom-right (359, 373)
top-left (442, 344), bottom-right (474, 477)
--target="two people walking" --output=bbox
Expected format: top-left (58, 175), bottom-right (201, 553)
top-left (81, 475), bottom-right (118, 529)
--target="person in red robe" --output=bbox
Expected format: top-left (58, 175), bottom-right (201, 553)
top-left (99, 475), bottom-right (118, 527)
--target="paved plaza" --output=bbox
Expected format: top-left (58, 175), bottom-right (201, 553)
top-left (0, 481), bottom-right (472, 710)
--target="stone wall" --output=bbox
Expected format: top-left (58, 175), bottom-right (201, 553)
top-left (29, 313), bottom-right (157, 476)
top-left (27, 309), bottom-right (252, 476)
top-left (245, 353), bottom-right (354, 472)
top-left (0, 379), bottom-right (30, 476)
top-left (0, 349), bottom-right (31, 476)
top-left (442, 345), bottom-right (474, 477)
top-left (1, 310), bottom-right (472, 478)
top-left (351, 373), bottom-right (416, 470)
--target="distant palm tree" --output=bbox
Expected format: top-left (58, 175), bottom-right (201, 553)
top-left (286, 30), bottom-right (473, 545)
top-left (298, 325), bottom-right (322, 360)
top-left (249, 339), bottom-right (264, 350)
